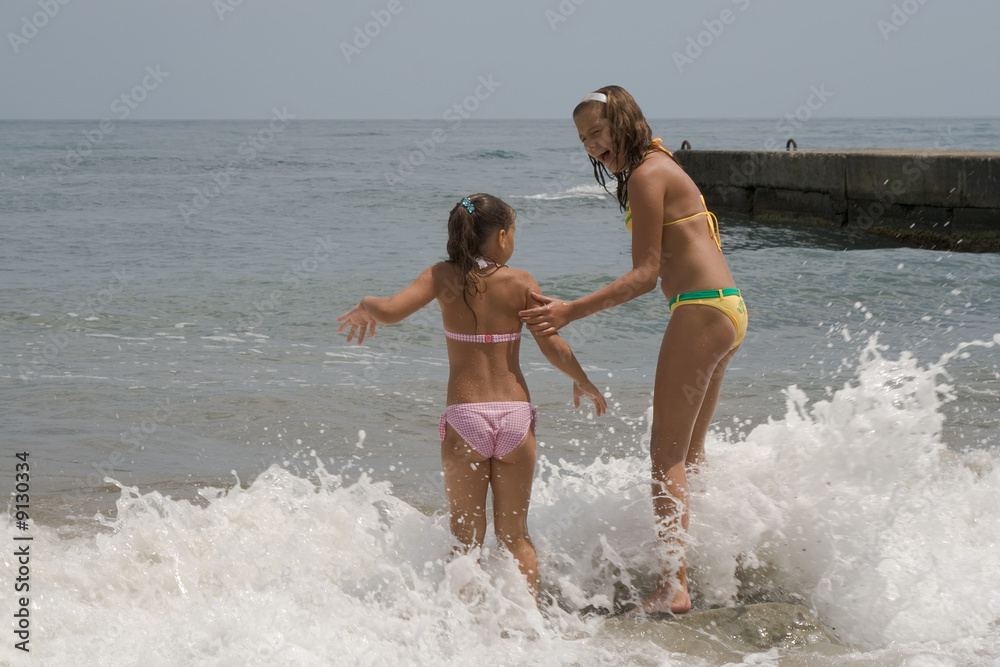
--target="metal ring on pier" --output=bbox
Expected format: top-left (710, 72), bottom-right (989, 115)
top-left (680, 140), bottom-right (691, 150)
top-left (786, 138), bottom-right (797, 151)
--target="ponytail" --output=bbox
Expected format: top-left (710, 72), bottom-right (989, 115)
top-left (446, 206), bottom-right (481, 288)
top-left (445, 193), bottom-right (516, 327)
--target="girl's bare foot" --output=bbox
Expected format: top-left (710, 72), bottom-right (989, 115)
top-left (641, 577), bottom-right (692, 615)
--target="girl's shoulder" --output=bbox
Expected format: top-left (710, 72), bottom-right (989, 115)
top-left (499, 265), bottom-right (535, 280)
top-left (632, 148), bottom-right (692, 193)
top-left (429, 260), bottom-right (456, 272)
top-left (483, 267), bottom-right (539, 304)
top-left (496, 266), bottom-right (539, 291)
top-left (428, 262), bottom-right (537, 305)
top-left (634, 146), bottom-right (684, 177)
top-left (429, 260), bottom-right (463, 281)
top-left (427, 261), bottom-right (466, 298)
top-left (490, 268), bottom-right (539, 311)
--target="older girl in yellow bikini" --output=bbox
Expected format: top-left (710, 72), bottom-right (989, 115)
top-left (519, 85), bottom-right (747, 614)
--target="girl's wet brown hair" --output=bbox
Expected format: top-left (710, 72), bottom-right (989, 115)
top-left (446, 193), bottom-right (516, 326)
top-left (573, 85), bottom-right (672, 211)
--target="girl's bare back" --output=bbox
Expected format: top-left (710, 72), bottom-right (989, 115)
top-left (433, 261), bottom-right (538, 405)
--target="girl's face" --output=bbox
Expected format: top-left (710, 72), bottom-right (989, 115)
top-left (574, 105), bottom-right (622, 172)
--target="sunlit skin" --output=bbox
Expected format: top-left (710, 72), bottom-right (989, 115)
top-left (519, 100), bottom-right (742, 614)
top-left (338, 214), bottom-right (607, 601)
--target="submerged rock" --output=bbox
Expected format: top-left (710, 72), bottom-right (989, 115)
top-left (674, 602), bottom-right (842, 650)
top-left (604, 602), bottom-right (844, 656)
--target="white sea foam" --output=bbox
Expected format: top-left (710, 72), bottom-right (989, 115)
top-left (521, 184), bottom-right (610, 201)
top-left (691, 336), bottom-right (1000, 648)
top-left (5, 336), bottom-right (999, 665)
top-left (3, 465), bottom-right (640, 665)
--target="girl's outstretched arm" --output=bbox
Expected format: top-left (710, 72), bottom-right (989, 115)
top-left (336, 265), bottom-right (437, 345)
top-left (524, 287), bottom-right (608, 416)
top-left (520, 162), bottom-right (667, 335)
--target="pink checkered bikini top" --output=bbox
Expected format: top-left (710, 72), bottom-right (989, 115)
top-left (444, 328), bottom-right (521, 344)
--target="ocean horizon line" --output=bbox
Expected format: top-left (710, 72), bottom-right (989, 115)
top-left (2, 115), bottom-right (1000, 123)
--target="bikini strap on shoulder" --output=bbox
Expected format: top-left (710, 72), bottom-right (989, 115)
top-left (651, 137), bottom-right (674, 158)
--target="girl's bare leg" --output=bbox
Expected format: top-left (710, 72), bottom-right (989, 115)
top-left (687, 345), bottom-right (739, 470)
top-left (491, 431), bottom-right (539, 599)
top-left (642, 305), bottom-right (735, 614)
top-left (441, 425), bottom-right (491, 553)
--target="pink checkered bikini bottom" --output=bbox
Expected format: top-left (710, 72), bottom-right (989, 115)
top-left (438, 401), bottom-right (538, 459)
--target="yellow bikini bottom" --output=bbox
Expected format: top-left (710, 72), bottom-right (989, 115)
top-left (668, 289), bottom-right (748, 349)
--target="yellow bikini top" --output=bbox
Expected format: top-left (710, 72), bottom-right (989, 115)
top-left (624, 139), bottom-right (722, 251)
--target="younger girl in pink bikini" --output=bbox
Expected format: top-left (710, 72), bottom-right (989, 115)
top-left (337, 193), bottom-right (607, 599)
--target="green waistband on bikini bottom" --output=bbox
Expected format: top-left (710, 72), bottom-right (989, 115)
top-left (669, 288), bottom-right (741, 308)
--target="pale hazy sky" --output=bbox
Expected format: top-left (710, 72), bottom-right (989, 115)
top-left (2, 0), bottom-right (998, 120)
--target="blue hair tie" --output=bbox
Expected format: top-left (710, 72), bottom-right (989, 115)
top-left (460, 197), bottom-right (474, 214)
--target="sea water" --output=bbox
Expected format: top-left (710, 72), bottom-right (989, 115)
top-left (1, 118), bottom-right (999, 665)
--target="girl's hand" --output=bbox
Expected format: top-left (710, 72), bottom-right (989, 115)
top-left (574, 379), bottom-right (607, 417)
top-left (336, 301), bottom-right (376, 344)
top-left (519, 292), bottom-right (573, 336)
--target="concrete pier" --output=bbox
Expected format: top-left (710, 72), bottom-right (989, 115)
top-left (672, 149), bottom-right (1000, 252)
